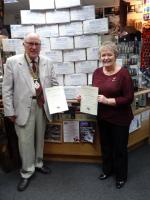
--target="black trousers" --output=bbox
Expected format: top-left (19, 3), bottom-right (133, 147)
top-left (98, 119), bottom-right (129, 181)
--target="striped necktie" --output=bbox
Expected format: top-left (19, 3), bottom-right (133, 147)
top-left (31, 60), bottom-right (36, 73)
top-left (31, 60), bottom-right (45, 107)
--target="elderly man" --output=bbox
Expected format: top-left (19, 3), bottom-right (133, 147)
top-left (2, 33), bottom-right (58, 191)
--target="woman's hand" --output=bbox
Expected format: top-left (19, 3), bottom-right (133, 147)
top-left (98, 95), bottom-right (116, 106)
top-left (98, 95), bottom-right (109, 105)
top-left (75, 95), bottom-right (81, 102)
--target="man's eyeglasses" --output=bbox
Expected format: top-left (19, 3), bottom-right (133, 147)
top-left (25, 42), bottom-right (41, 47)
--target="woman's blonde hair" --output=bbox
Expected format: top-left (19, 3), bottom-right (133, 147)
top-left (99, 41), bottom-right (118, 58)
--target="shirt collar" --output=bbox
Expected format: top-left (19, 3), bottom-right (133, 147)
top-left (25, 53), bottom-right (38, 64)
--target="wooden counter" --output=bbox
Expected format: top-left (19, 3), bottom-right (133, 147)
top-left (44, 89), bottom-right (150, 163)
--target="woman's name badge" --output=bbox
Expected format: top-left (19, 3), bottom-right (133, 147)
top-left (34, 80), bottom-right (40, 90)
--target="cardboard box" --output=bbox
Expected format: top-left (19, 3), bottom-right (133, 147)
top-left (53, 62), bottom-right (74, 74)
top-left (10, 25), bottom-right (35, 38)
top-left (2, 39), bottom-right (23, 52)
top-left (64, 73), bottom-right (87, 86)
top-left (46, 9), bottom-right (70, 24)
top-left (50, 37), bottom-right (74, 50)
top-left (40, 37), bottom-right (51, 52)
top-left (59, 22), bottom-right (83, 36)
top-left (45, 50), bottom-right (63, 62)
top-left (57, 75), bottom-right (64, 86)
top-left (87, 73), bottom-right (93, 85)
top-left (83, 18), bottom-right (109, 34)
top-left (29, 0), bottom-right (55, 10)
top-left (35, 25), bottom-right (58, 37)
top-left (86, 47), bottom-right (99, 60)
top-left (74, 35), bottom-right (99, 49)
top-left (64, 49), bottom-right (86, 62)
top-left (21, 10), bottom-right (46, 24)
top-left (55, 0), bottom-right (81, 9)
top-left (64, 86), bottom-right (81, 99)
top-left (75, 60), bottom-right (98, 73)
top-left (70, 5), bottom-right (95, 21)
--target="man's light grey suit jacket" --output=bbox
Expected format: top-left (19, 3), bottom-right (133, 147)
top-left (2, 54), bottom-right (58, 126)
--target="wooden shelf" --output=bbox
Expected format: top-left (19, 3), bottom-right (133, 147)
top-left (134, 88), bottom-right (150, 96)
top-left (133, 106), bottom-right (150, 115)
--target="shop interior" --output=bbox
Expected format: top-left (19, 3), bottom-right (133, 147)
top-left (0, 0), bottom-right (150, 164)
top-left (0, 1), bottom-right (150, 199)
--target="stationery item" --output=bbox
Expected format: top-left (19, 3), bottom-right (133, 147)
top-left (80, 86), bottom-right (98, 115)
top-left (45, 86), bottom-right (68, 114)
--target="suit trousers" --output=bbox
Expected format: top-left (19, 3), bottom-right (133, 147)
top-left (15, 99), bottom-right (46, 179)
top-left (98, 119), bottom-right (129, 181)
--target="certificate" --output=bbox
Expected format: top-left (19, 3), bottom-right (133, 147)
top-left (80, 86), bottom-right (98, 115)
top-left (45, 86), bottom-right (68, 114)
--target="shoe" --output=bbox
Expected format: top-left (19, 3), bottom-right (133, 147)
top-left (116, 180), bottom-right (126, 189)
top-left (36, 165), bottom-right (51, 174)
top-left (17, 178), bottom-right (30, 191)
top-left (98, 173), bottom-right (109, 180)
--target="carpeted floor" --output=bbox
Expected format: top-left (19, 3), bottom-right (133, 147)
top-left (0, 143), bottom-right (150, 200)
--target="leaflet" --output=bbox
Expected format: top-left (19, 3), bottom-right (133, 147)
top-left (45, 86), bottom-right (68, 114)
top-left (80, 86), bottom-right (98, 115)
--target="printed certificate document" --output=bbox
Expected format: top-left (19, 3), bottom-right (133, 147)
top-left (80, 86), bottom-right (98, 115)
top-left (45, 86), bottom-right (68, 114)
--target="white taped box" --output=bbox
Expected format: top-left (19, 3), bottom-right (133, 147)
top-left (46, 10), bottom-right (70, 24)
top-left (44, 50), bottom-right (63, 62)
top-left (57, 75), bottom-right (64, 86)
top-left (40, 38), bottom-right (51, 52)
top-left (64, 73), bottom-right (87, 86)
top-left (83, 18), bottom-right (109, 34)
top-left (21, 10), bottom-right (46, 24)
top-left (53, 62), bottom-right (74, 74)
top-left (70, 5), bottom-right (95, 21)
top-left (35, 25), bottom-right (58, 37)
top-left (88, 73), bottom-right (93, 85)
top-left (75, 60), bottom-right (98, 73)
top-left (64, 49), bottom-right (86, 62)
top-left (10, 25), bottom-right (35, 38)
top-left (29, 0), bottom-right (55, 10)
top-left (55, 0), bottom-right (81, 9)
top-left (74, 34), bottom-right (99, 48)
top-left (87, 47), bottom-right (99, 60)
top-left (64, 86), bottom-right (81, 99)
top-left (116, 58), bottom-right (123, 66)
top-left (59, 22), bottom-right (82, 36)
top-left (2, 39), bottom-right (23, 52)
top-left (50, 37), bottom-right (74, 50)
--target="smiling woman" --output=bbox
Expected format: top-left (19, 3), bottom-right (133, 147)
top-left (99, 41), bottom-right (120, 75)
top-left (92, 40), bottom-right (134, 189)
